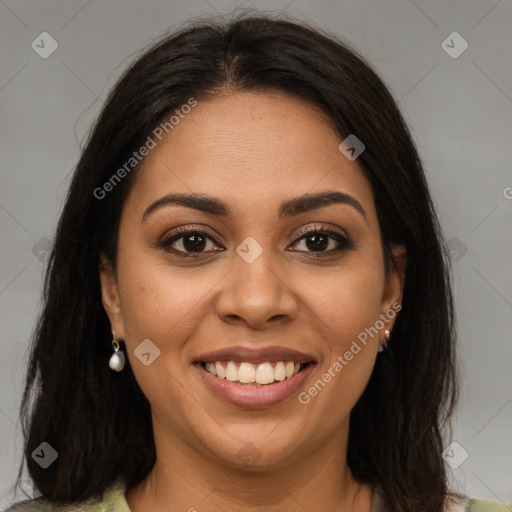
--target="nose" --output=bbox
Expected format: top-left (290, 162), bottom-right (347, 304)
top-left (215, 247), bottom-right (298, 330)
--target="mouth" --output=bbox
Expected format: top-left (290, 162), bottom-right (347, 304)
top-left (199, 360), bottom-right (315, 386)
top-left (193, 346), bottom-right (317, 408)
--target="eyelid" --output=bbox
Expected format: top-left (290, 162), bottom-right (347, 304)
top-left (292, 223), bottom-right (348, 241)
top-left (159, 224), bottom-right (224, 244)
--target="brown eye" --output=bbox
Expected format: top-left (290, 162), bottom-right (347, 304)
top-left (302, 233), bottom-right (330, 252)
top-left (158, 229), bottom-right (223, 256)
top-left (180, 233), bottom-right (207, 252)
top-left (291, 228), bottom-right (353, 256)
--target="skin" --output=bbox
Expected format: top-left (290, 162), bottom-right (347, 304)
top-left (100, 90), bottom-right (406, 512)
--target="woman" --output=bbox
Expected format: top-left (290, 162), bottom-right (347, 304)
top-left (6, 13), bottom-right (510, 512)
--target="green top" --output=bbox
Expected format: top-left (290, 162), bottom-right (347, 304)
top-left (6, 480), bottom-right (512, 511)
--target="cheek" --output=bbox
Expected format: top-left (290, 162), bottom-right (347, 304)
top-left (294, 283), bottom-right (381, 435)
top-left (113, 249), bottom-right (201, 411)
top-left (295, 255), bottom-right (384, 408)
top-left (114, 242), bottom-right (227, 362)
top-left (300, 256), bottom-right (385, 347)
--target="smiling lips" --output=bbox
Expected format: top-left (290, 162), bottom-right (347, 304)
top-left (195, 345), bottom-right (317, 407)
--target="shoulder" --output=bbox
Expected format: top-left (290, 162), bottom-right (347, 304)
top-left (442, 496), bottom-right (511, 512)
top-left (372, 485), bottom-right (511, 512)
top-left (5, 480), bottom-right (131, 512)
top-left (466, 499), bottom-right (512, 512)
top-left (448, 496), bottom-right (512, 512)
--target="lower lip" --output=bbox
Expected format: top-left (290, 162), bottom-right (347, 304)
top-left (195, 362), bottom-right (316, 408)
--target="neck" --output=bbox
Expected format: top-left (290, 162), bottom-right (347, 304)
top-left (125, 418), bottom-right (373, 512)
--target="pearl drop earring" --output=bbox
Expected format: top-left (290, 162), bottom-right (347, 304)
top-left (109, 330), bottom-right (125, 372)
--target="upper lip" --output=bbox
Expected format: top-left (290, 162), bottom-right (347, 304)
top-left (194, 345), bottom-right (317, 365)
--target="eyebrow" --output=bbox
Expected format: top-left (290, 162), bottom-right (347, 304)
top-left (142, 190), bottom-right (368, 223)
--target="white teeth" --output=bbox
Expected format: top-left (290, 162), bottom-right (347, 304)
top-left (203, 360), bottom-right (305, 385)
top-left (238, 362), bottom-right (256, 383)
top-left (215, 361), bottom-right (225, 379)
top-left (274, 361), bottom-right (286, 381)
top-left (225, 361), bottom-right (238, 382)
top-left (205, 362), bottom-right (217, 376)
top-left (256, 362), bottom-right (274, 385)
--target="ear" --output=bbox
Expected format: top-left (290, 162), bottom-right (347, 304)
top-left (99, 254), bottom-right (126, 340)
top-left (380, 244), bottom-right (407, 330)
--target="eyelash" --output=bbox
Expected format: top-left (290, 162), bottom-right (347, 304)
top-left (157, 225), bottom-right (353, 259)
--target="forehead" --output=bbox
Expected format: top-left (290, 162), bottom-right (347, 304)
top-left (124, 91), bottom-right (377, 224)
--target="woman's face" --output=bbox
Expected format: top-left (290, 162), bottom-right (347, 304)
top-left (100, 91), bottom-right (405, 470)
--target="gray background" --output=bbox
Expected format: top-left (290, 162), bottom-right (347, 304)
top-left (1, 0), bottom-right (511, 508)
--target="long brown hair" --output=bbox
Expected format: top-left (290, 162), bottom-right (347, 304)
top-left (12, 12), bottom-right (461, 512)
